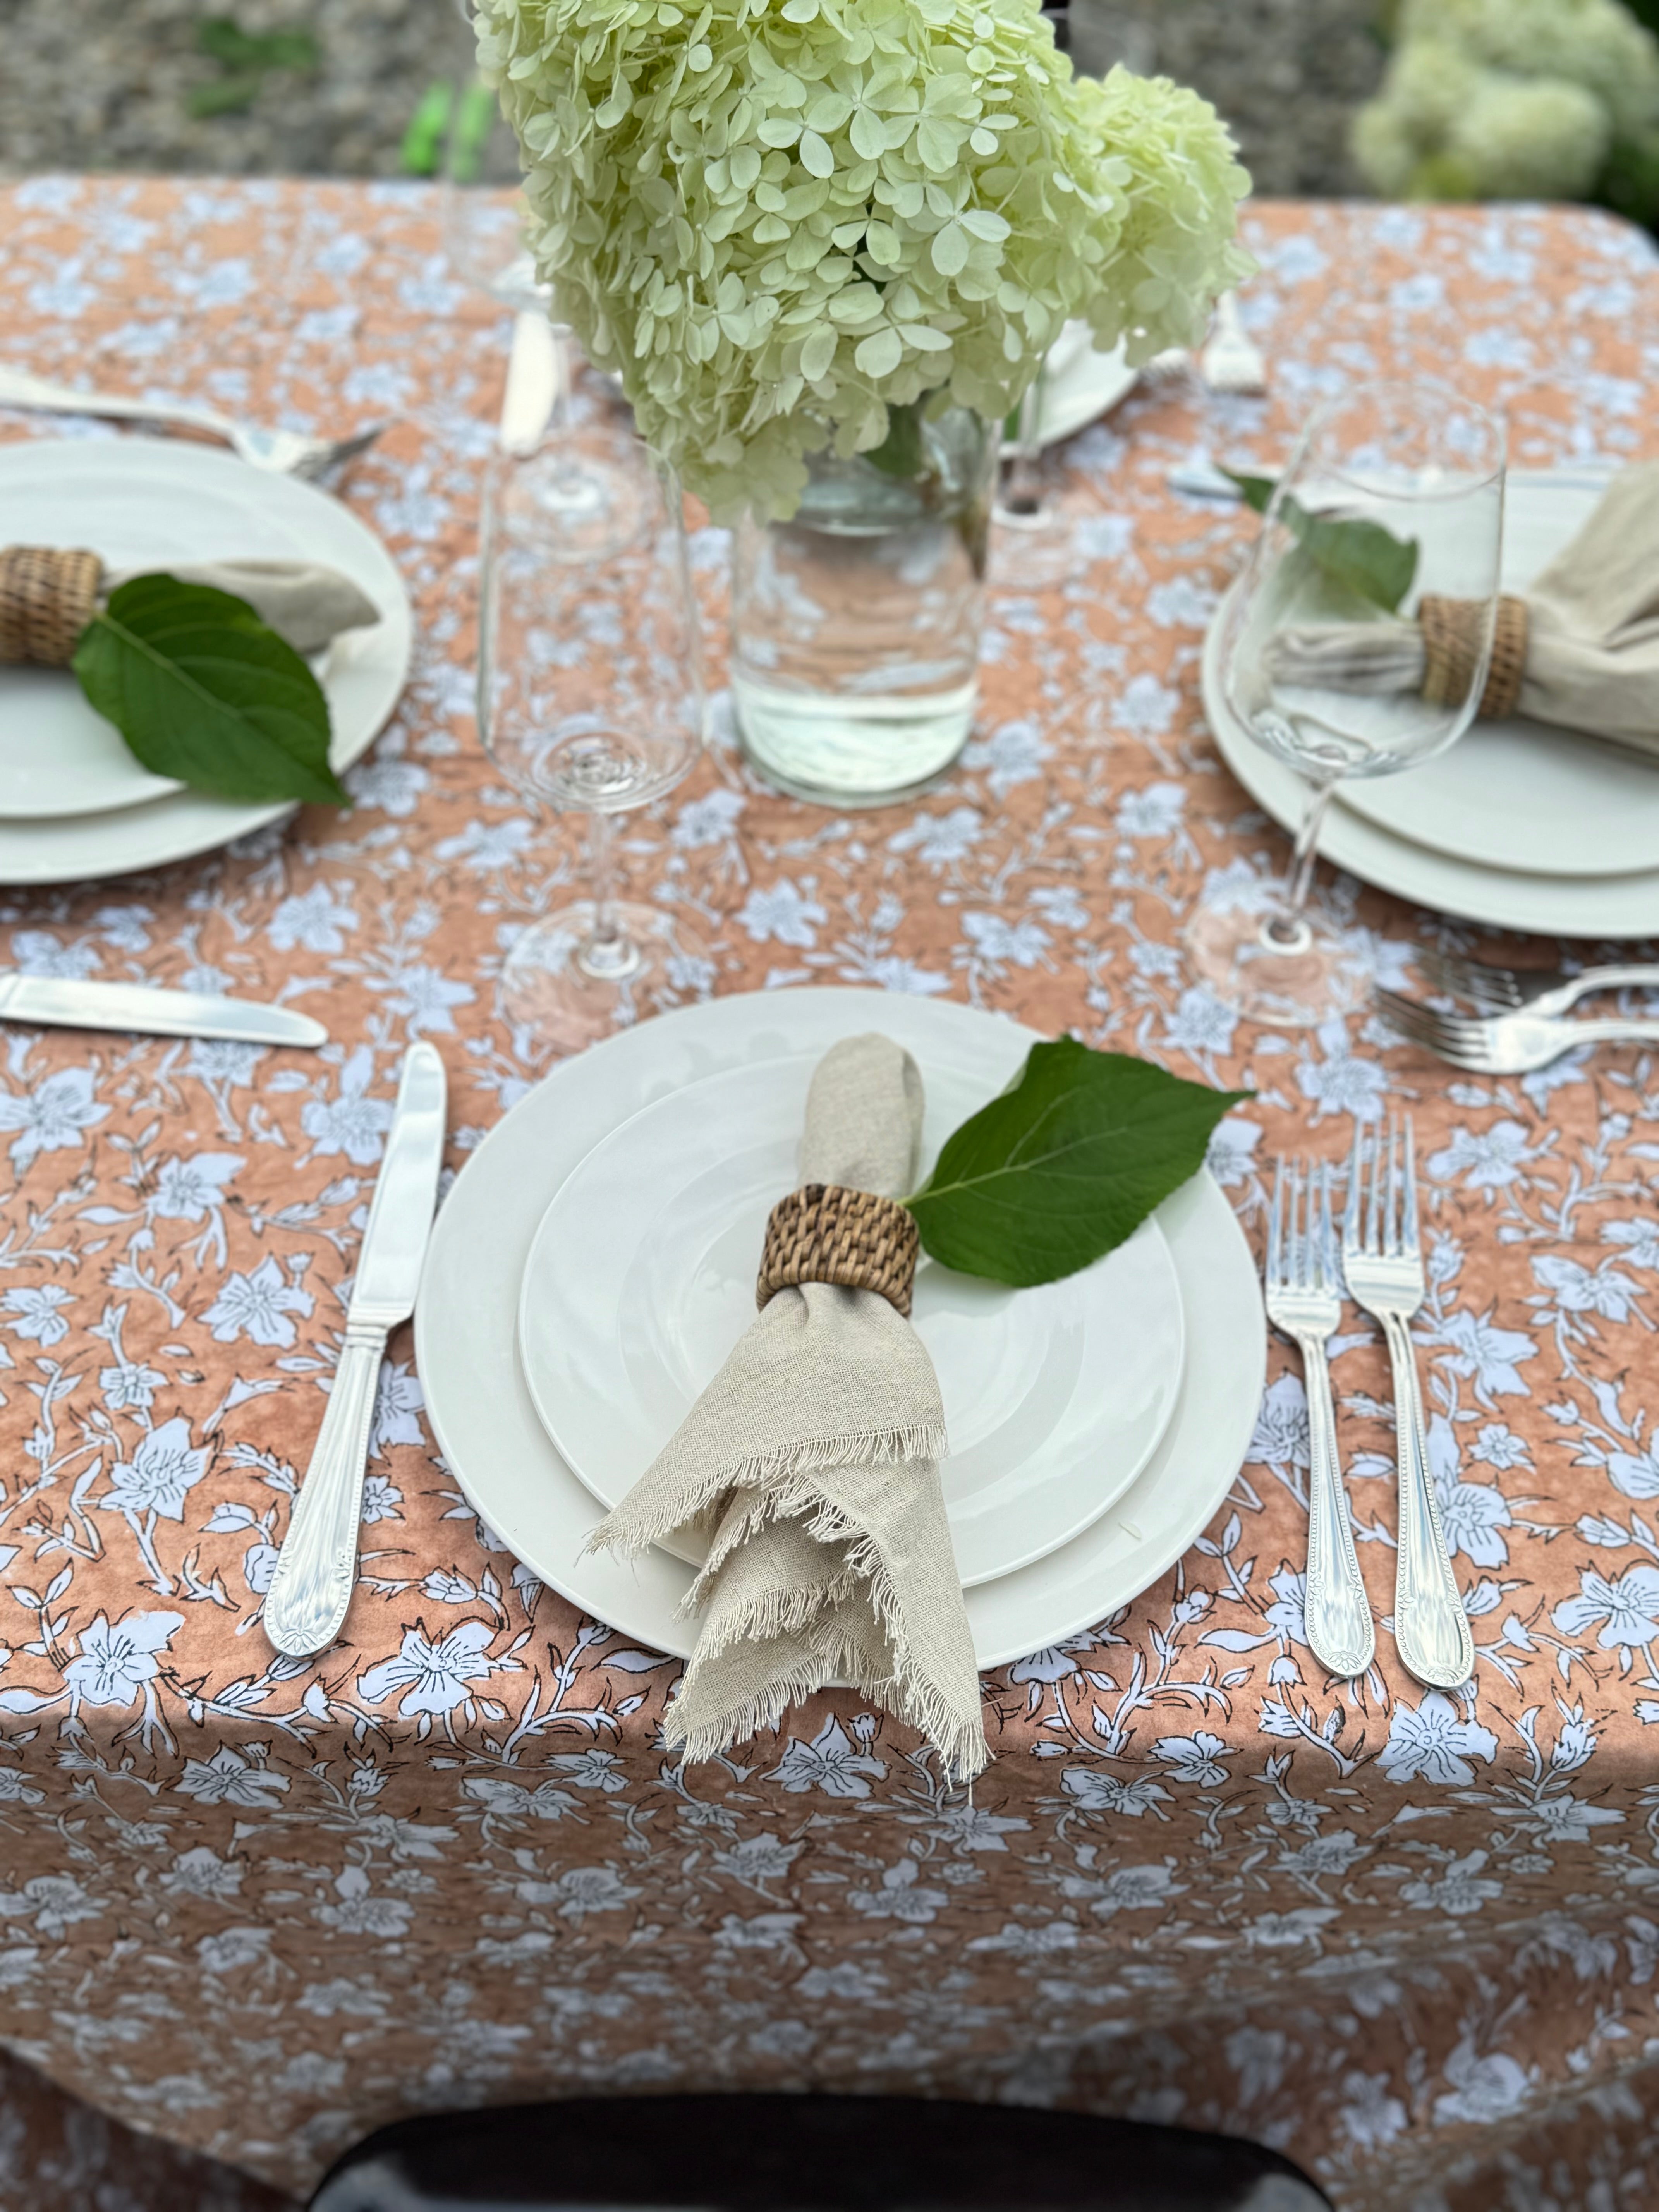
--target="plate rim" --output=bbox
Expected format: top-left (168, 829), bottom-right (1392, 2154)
top-left (0, 437), bottom-right (412, 878)
top-left (415, 987), bottom-right (1265, 1669)
top-left (1202, 582), bottom-right (1659, 940)
top-left (512, 1046), bottom-right (1188, 1588)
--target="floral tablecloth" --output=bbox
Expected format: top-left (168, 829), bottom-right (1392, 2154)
top-left (3, 178), bottom-right (1659, 2212)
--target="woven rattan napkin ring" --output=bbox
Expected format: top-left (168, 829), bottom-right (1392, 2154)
top-left (0, 546), bottom-right (104, 667)
top-left (756, 1183), bottom-right (920, 1319)
top-left (1420, 592), bottom-right (1528, 722)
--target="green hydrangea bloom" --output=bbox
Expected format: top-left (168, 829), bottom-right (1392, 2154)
top-left (1353, 0), bottom-right (1659, 205)
top-left (1454, 76), bottom-right (1610, 200)
top-left (476, 0), bottom-right (1251, 521)
top-left (1401, 0), bottom-right (1659, 139)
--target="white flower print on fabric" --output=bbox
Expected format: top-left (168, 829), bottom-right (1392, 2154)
top-left (300, 1047), bottom-right (394, 1165)
top-left (103, 1419), bottom-right (213, 1523)
top-left (63, 1610), bottom-right (183, 1707)
top-left (737, 881), bottom-right (825, 949)
top-left (0, 1065), bottom-right (108, 1169)
top-left (356, 1620), bottom-right (502, 1718)
top-left (1379, 1695), bottom-right (1499, 1786)
top-left (1, 1285), bottom-right (74, 1345)
top-left (769, 1717), bottom-right (886, 1799)
top-left (203, 1257), bottom-right (314, 1348)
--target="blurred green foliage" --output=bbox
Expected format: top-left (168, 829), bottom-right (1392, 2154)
top-left (188, 17), bottom-right (320, 119)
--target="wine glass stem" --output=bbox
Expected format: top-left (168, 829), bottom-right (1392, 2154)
top-left (546, 323), bottom-right (574, 448)
top-left (577, 809), bottom-right (640, 982)
top-left (1266, 778), bottom-right (1338, 950)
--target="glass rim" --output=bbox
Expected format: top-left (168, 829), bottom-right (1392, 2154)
top-left (1298, 376), bottom-right (1507, 502)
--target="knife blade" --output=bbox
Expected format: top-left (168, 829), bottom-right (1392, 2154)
top-left (0, 971), bottom-right (326, 1049)
top-left (264, 1041), bottom-right (448, 1658)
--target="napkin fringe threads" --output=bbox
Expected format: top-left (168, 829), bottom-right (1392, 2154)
top-left (668, 1468), bottom-right (985, 1780)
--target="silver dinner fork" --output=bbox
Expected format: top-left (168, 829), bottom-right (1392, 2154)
top-left (0, 366), bottom-right (387, 482)
top-left (1416, 946), bottom-right (1659, 1020)
top-left (1265, 1157), bottom-right (1374, 1680)
top-left (1343, 1116), bottom-right (1474, 1691)
top-left (1376, 988), bottom-right (1659, 1075)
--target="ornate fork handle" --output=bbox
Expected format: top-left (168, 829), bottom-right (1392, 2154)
top-left (1544, 1017), bottom-right (1659, 1047)
top-left (264, 1319), bottom-right (385, 1659)
top-left (1380, 1310), bottom-right (1474, 1690)
top-left (1296, 1328), bottom-right (1374, 1679)
top-left (1559, 963), bottom-right (1659, 1007)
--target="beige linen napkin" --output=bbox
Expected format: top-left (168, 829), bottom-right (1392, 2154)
top-left (110, 561), bottom-right (381, 656)
top-left (1270, 463), bottom-right (1659, 761)
top-left (0, 544), bottom-right (380, 666)
top-left (587, 1033), bottom-right (988, 1780)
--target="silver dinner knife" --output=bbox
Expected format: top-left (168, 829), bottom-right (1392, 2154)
top-left (0, 972), bottom-right (326, 1048)
top-left (264, 1041), bottom-right (447, 1657)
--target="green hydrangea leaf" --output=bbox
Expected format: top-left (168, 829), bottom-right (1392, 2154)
top-left (72, 575), bottom-right (348, 807)
top-left (905, 1036), bottom-right (1251, 1287)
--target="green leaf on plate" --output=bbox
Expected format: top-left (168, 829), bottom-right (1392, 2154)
top-left (72, 574), bottom-right (348, 807)
top-left (1224, 467), bottom-right (1419, 614)
top-left (904, 1037), bottom-right (1251, 1288)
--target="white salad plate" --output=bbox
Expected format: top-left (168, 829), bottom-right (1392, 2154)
top-left (417, 988), bottom-right (1265, 1670)
top-left (1204, 469), bottom-right (1659, 938)
top-left (516, 1052), bottom-right (1186, 1589)
top-left (0, 439), bottom-right (411, 879)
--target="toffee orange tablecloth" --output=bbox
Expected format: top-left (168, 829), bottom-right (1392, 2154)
top-left (2, 180), bottom-right (1659, 2212)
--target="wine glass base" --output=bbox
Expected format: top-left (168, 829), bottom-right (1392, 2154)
top-left (500, 901), bottom-right (710, 1054)
top-left (1184, 896), bottom-right (1369, 1028)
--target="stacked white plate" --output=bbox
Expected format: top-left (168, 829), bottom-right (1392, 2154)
top-left (0, 439), bottom-right (412, 885)
top-left (415, 988), bottom-right (1266, 1668)
top-left (1205, 467), bottom-right (1659, 939)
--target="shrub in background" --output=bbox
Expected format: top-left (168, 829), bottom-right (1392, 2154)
top-left (1353, 0), bottom-right (1659, 228)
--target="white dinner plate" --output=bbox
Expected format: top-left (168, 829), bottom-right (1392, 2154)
top-left (416, 988), bottom-right (1265, 1669)
top-left (0, 440), bottom-right (412, 876)
top-left (1329, 470), bottom-right (1659, 881)
top-left (1202, 581), bottom-right (1659, 941)
top-left (516, 1053), bottom-right (1185, 1588)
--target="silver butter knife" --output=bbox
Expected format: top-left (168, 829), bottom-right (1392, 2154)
top-left (0, 972), bottom-right (325, 1049)
top-left (264, 1041), bottom-right (447, 1657)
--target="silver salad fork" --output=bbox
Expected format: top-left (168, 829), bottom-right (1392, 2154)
top-left (1343, 1116), bottom-right (1474, 1690)
top-left (1415, 946), bottom-right (1659, 1021)
top-left (1264, 1156), bottom-right (1374, 1680)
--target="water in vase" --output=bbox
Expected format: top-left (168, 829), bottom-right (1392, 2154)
top-left (731, 409), bottom-right (994, 805)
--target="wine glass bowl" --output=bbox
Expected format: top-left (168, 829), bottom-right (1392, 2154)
top-left (1187, 378), bottom-right (1506, 1027)
top-left (478, 445), bottom-right (707, 1042)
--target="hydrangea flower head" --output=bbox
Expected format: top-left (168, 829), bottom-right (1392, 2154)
top-left (476, 0), bottom-right (1251, 520)
top-left (1353, 0), bottom-right (1659, 205)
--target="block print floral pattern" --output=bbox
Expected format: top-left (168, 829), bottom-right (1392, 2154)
top-left (0, 180), bottom-right (1658, 2212)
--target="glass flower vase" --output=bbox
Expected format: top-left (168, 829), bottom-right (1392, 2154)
top-left (730, 405), bottom-right (997, 806)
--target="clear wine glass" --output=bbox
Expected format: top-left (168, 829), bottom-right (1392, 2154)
top-left (1185, 378), bottom-right (1506, 1026)
top-left (439, 5), bottom-right (624, 549)
top-left (478, 435), bottom-right (709, 1053)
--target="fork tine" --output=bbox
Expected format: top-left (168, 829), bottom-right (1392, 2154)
top-left (1314, 1159), bottom-right (1334, 1293)
top-left (1418, 947), bottom-right (1520, 1009)
top-left (1385, 1113), bottom-right (1403, 1257)
top-left (1288, 1156), bottom-right (1305, 1289)
top-left (1375, 991), bottom-right (1452, 1047)
top-left (1403, 1115), bottom-right (1419, 1252)
top-left (1343, 1121), bottom-right (1364, 1251)
top-left (1364, 1117), bottom-right (1382, 1255)
top-left (1376, 986), bottom-right (1485, 1043)
top-left (1268, 1156), bottom-right (1285, 1295)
